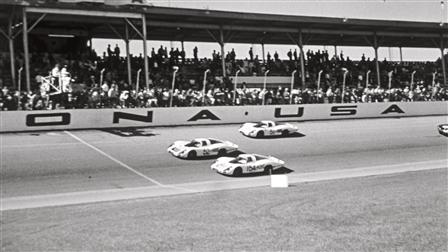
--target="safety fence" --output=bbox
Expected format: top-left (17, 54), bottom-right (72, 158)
top-left (1, 102), bottom-right (447, 132)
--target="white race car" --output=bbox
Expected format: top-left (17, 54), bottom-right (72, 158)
top-left (239, 120), bottom-right (298, 138)
top-left (211, 153), bottom-right (285, 176)
top-left (438, 124), bottom-right (448, 137)
top-left (167, 138), bottom-right (238, 159)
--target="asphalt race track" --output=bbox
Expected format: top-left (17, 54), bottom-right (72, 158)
top-left (1, 116), bottom-right (447, 210)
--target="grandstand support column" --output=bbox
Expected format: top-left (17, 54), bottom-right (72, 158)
top-left (298, 30), bottom-right (306, 89)
top-left (142, 14), bottom-right (149, 90)
top-left (22, 8), bottom-right (30, 92)
top-left (373, 33), bottom-right (381, 87)
top-left (7, 15), bottom-right (16, 88)
top-left (262, 43), bottom-right (266, 65)
top-left (219, 27), bottom-right (226, 77)
top-left (399, 47), bottom-right (403, 63)
top-left (125, 22), bottom-right (132, 88)
top-left (440, 35), bottom-right (447, 85)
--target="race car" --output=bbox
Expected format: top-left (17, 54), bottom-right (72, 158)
top-left (239, 120), bottom-right (298, 138)
top-left (438, 124), bottom-right (448, 137)
top-left (211, 153), bottom-right (285, 176)
top-left (167, 138), bottom-right (238, 159)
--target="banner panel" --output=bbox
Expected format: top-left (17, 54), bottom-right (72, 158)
top-left (1, 102), bottom-right (447, 132)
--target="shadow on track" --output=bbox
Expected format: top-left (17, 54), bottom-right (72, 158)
top-left (245, 132), bottom-right (306, 139)
top-left (219, 166), bottom-right (294, 178)
top-left (172, 150), bottom-right (246, 160)
top-left (101, 128), bottom-right (157, 137)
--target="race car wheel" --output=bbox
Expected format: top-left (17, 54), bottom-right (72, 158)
top-left (256, 131), bottom-right (264, 138)
top-left (218, 149), bottom-right (227, 157)
top-left (264, 165), bottom-right (273, 174)
top-left (233, 167), bottom-right (242, 176)
top-left (281, 130), bottom-right (289, 136)
top-left (187, 151), bottom-right (197, 159)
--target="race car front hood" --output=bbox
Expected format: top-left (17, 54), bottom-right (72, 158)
top-left (239, 123), bottom-right (258, 134)
top-left (167, 141), bottom-right (190, 155)
top-left (211, 157), bottom-right (235, 172)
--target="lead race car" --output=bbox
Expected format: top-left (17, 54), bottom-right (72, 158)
top-left (438, 124), bottom-right (448, 137)
top-left (211, 154), bottom-right (285, 176)
top-left (167, 138), bottom-right (238, 159)
top-left (239, 120), bottom-right (298, 138)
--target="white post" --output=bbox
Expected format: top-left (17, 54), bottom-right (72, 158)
top-left (233, 69), bottom-right (241, 105)
top-left (262, 70), bottom-right (270, 105)
top-left (202, 69), bottom-right (210, 104)
top-left (136, 68), bottom-right (142, 93)
top-left (411, 70), bottom-right (416, 90)
top-left (432, 72), bottom-right (437, 100)
top-left (100, 68), bottom-right (105, 86)
top-left (18, 67), bottom-right (23, 93)
top-left (317, 70), bottom-right (323, 91)
top-left (366, 70), bottom-right (371, 88)
top-left (290, 70), bottom-right (297, 104)
top-left (388, 71), bottom-right (393, 90)
top-left (342, 68), bottom-right (348, 103)
top-left (170, 66), bottom-right (179, 107)
top-left (59, 71), bottom-right (63, 92)
top-left (399, 47), bottom-right (403, 63)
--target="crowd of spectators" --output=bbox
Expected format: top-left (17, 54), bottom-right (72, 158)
top-left (0, 44), bottom-right (447, 111)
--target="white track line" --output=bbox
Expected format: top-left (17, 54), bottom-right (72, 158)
top-left (2, 160), bottom-right (446, 211)
top-left (64, 131), bottom-right (195, 194)
top-left (65, 130), bottom-right (164, 186)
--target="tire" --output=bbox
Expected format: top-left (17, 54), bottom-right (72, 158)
top-left (187, 151), bottom-right (196, 159)
top-left (264, 165), bottom-right (273, 174)
top-left (256, 131), bottom-right (264, 138)
top-left (233, 167), bottom-right (242, 176)
top-left (218, 149), bottom-right (226, 157)
top-left (281, 130), bottom-right (289, 136)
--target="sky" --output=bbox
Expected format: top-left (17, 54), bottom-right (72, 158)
top-left (93, 0), bottom-right (445, 61)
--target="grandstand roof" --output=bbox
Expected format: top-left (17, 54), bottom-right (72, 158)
top-left (1, 1), bottom-right (447, 48)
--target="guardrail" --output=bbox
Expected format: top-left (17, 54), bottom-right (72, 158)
top-left (1, 102), bottom-right (447, 132)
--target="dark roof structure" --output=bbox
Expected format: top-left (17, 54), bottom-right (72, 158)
top-left (1, 0), bottom-right (447, 48)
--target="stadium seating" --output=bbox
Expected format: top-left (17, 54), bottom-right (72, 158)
top-left (0, 46), bottom-right (446, 110)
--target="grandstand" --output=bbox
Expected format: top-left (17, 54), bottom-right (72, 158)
top-left (0, 0), bottom-right (447, 110)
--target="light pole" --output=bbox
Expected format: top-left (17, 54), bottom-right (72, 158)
top-left (388, 71), bottom-right (393, 90)
top-left (136, 68), bottom-right (142, 93)
top-left (99, 68), bottom-right (105, 86)
top-left (411, 70), bottom-right (416, 90)
top-left (233, 69), bottom-right (241, 105)
top-left (366, 70), bottom-right (371, 88)
top-left (202, 69), bottom-right (210, 104)
top-left (262, 69), bottom-right (270, 105)
top-left (170, 66), bottom-right (179, 107)
top-left (317, 70), bottom-right (323, 91)
top-left (290, 70), bottom-right (297, 104)
top-left (342, 68), bottom-right (348, 103)
top-left (432, 71), bottom-right (437, 99)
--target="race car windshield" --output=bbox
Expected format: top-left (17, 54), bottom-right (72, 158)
top-left (230, 157), bottom-right (247, 164)
top-left (185, 141), bottom-right (200, 147)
